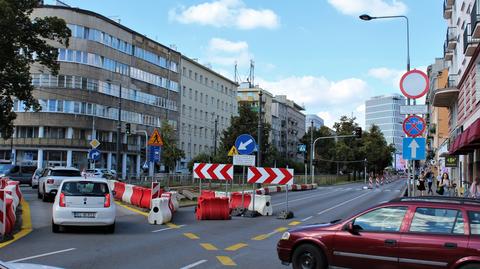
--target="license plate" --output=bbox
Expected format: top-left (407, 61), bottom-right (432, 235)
top-left (73, 212), bottom-right (96, 218)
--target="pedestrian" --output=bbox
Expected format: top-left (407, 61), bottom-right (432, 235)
top-left (437, 172), bottom-right (450, 196)
top-left (469, 177), bottom-right (480, 199)
top-left (426, 170), bottom-right (433, 195)
top-left (417, 171), bottom-right (426, 196)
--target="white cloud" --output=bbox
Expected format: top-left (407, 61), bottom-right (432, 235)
top-left (169, 0), bottom-right (279, 30)
top-left (368, 66), bottom-right (428, 89)
top-left (257, 76), bottom-right (371, 129)
top-left (328, 0), bottom-right (407, 16)
top-left (205, 37), bottom-right (253, 68)
top-left (356, 104), bottom-right (366, 113)
top-left (209, 38), bottom-right (248, 53)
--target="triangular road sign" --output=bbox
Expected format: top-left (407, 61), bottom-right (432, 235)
top-left (148, 128), bottom-right (163, 146)
top-left (228, 146), bottom-right (239, 156)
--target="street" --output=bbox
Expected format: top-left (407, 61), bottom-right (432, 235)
top-left (0, 180), bottom-right (405, 269)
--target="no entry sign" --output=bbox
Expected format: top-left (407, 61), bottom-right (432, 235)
top-left (399, 70), bottom-right (429, 99)
top-left (403, 115), bottom-right (426, 137)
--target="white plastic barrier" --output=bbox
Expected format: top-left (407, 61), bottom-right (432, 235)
top-left (214, 191), bottom-right (231, 199)
top-left (5, 185), bottom-right (19, 209)
top-left (122, 184), bottom-right (134, 204)
top-left (248, 194), bottom-right (272, 216)
top-left (148, 198), bottom-right (172, 225)
top-left (167, 191), bottom-right (180, 212)
top-left (268, 186), bottom-right (278, 194)
top-left (107, 180), bottom-right (117, 192)
top-left (312, 183), bottom-right (318, 189)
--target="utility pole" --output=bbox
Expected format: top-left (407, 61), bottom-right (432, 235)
top-left (116, 84), bottom-right (122, 180)
top-left (214, 116), bottom-right (218, 156)
top-left (257, 91), bottom-right (263, 167)
top-left (310, 121), bottom-right (314, 184)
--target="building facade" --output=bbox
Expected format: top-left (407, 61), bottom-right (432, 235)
top-left (305, 114), bottom-right (324, 131)
top-left (237, 83), bottom-right (274, 128)
top-left (365, 94), bottom-right (406, 153)
top-left (178, 56), bottom-right (238, 171)
top-left (0, 5), bottom-right (181, 178)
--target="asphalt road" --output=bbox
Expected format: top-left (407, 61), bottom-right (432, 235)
top-left (0, 179), bottom-right (406, 269)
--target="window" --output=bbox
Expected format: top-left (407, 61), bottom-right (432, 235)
top-left (182, 67), bottom-right (186, 76)
top-left (353, 207), bottom-right (407, 232)
top-left (468, 211), bottom-right (480, 235)
top-left (409, 208), bottom-right (464, 235)
top-left (189, 70), bottom-right (192, 78)
top-left (183, 86), bottom-right (186, 97)
top-left (189, 88), bottom-right (193, 99)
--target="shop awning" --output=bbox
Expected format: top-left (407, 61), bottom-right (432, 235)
top-left (449, 118), bottom-right (480, 155)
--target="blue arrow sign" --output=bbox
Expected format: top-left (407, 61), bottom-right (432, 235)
top-left (149, 146), bottom-right (160, 163)
top-left (402, 138), bottom-right (426, 160)
top-left (235, 134), bottom-right (256, 155)
top-left (88, 149), bottom-right (101, 161)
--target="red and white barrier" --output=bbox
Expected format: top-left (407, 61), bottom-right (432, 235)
top-left (0, 190), bottom-right (5, 235)
top-left (247, 167), bottom-right (294, 185)
top-left (368, 177), bottom-right (373, 189)
top-left (193, 163), bottom-right (233, 181)
top-left (148, 198), bottom-right (172, 225)
top-left (122, 184), bottom-right (134, 204)
top-left (151, 182), bottom-right (161, 199)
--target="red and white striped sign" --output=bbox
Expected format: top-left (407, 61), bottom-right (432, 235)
top-left (193, 163), bottom-right (233, 181)
top-left (0, 190), bottom-right (5, 235)
top-left (151, 182), bottom-right (161, 199)
top-left (247, 167), bottom-right (294, 185)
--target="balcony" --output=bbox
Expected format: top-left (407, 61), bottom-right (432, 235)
top-left (471, 0), bottom-right (480, 38)
top-left (444, 40), bottom-right (453, 61)
top-left (444, 0), bottom-right (452, 19)
top-left (446, 0), bottom-right (454, 7)
top-left (446, 27), bottom-right (457, 49)
top-left (432, 75), bottom-right (459, 107)
top-left (463, 24), bottom-right (480, 56)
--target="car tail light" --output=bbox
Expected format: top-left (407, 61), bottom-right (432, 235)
top-left (59, 193), bottom-right (66, 207)
top-left (47, 178), bottom-right (54, 184)
top-left (104, 193), bottom-right (111, 207)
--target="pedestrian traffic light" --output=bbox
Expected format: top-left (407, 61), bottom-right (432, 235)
top-left (126, 123), bottom-right (131, 135)
top-left (354, 127), bottom-right (362, 138)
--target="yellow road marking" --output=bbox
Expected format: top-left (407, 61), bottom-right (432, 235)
top-left (288, 221), bottom-right (302, 226)
top-left (0, 199), bottom-right (33, 248)
top-left (217, 256), bottom-right (237, 266)
top-left (115, 201), bottom-right (148, 217)
top-left (275, 227), bottom-right (288, 232)
top-left (166, 222), bottom-right (180, 229)
top-left (225, 243), bottom-right (248, 251)
top-left (184, 233), bottom-right (200, 240)
top-left (251, 234), bottom-right (269, 241)
top-left (200, 243), bottom-right (218, 251)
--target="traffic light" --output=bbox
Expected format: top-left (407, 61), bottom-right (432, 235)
top-left (354, 127), bottom-right (362, 138)
top-left (126, 123), bottom-right (131, 135)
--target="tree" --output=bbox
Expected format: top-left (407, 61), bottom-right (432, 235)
top-left (0, 0), bottom-right (71, 138)
top-left (300, 125), bottom-right (336, 174)
top-left (360, 124), bottom-right (395, 174)
top-left (333, 116), bottom-right (363, 178)
top-left (160, 120), bottom-right (185, 173)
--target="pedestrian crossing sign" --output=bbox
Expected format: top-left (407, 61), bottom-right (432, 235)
top-left (228, 146), bottom-right (239, 156)
top-left (148, 128), bottom-right (163, 146)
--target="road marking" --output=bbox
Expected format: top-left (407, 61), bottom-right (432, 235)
top-left (166, 222), bottom-right (182, 229)
top-left (252, 227), bottom-right (288, 241)
top-left (317, 191), bottom-right (371, 216)
top-left (274, 189), bottom-right (342, 206)
top-left (288, 221), bottom-right (302, 226)
top-left (225, 243), bottom-right (248, 251)
top-left (8, 248), bottom-right (76, 263)
top-left (217, 256), bottom-right (237, 266)
top-left (180, 260), bottom-right (208, 269)
top-left (200, 243), bottom-right (218, 251)
top-left (151, 225), bottom-right (185, 233)
top-left (301, 216), bottom-right (313, 222)
top-left (251, 234), bottom-right (269, 241)
top-left (184, 233), bottom-right (200, 240)
top-left (115, 201), bottom-right (148, 217)
top-left (0, 199), bottom-right (33, 249)
top-left (275, 227), bottom-right (288, 232)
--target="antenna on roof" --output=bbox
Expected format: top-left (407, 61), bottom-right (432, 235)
top-left (108, 16), bottom-right (121, 24)
top-left (169, 44), bottom-right (177, 51)
top-left (55, 0), bottom-right (71, 7)
top-left (249, 59), bottom-right (255, 88)
top-left (234, 61), bottom-right (238, 83)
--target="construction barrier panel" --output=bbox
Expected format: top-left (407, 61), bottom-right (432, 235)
top-left (229, 193), bottom-right (251, 210)
top-left (114, 181), bottom-right (125, 200)
top-left (4, 185), bottom-right (19, 209)
top-left (148, 198), bottom-right (172, 225)
top-left (122, 184), bottom-right (134, 204)
top-left (196, 197), bottom-right (230, 220)
top-left (107, 180), bottom-right (117, 193)
top-left (4, 197), bottom-right (14, 235)
top-left (7, 181), bottom-right (22, 202)
top-left (130, 186), bottom-right (143, 207)
top-left (140, 188), bottom-right (152, 209)
top-left (168, 191), bottom-right (180, 212)
top-left (248, 194), bottom-right (272, 216)
top-left (200, 190), bottom-right (216, 198)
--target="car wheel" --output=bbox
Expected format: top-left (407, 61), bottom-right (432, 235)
top-left (459, 263), bottom-right (480, 269)
top-left (37, 187), bottom-right (42, 199)
top-left (292, 244), bottom-right (326, 269)
top-left (106, 223), bottom-right (115, 234)
top-left (42, 190), bottom-right (49, 202)
top-left (52, 222), bottom-right (60, 233)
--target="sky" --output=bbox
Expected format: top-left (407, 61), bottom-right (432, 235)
top-left (44, 0), bottom-right (445, 128)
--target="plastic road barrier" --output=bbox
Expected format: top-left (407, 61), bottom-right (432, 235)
top-left (196, 197), bottom-right (230, 220)
top-left (148, 198), bottom-right (172, 225)
top-left (122, 184), bottom-right (134, 204)
top-left (230, 193), bottom-right (251, 210)
top-left (248, 195), bottom-right (272, 216)
top-left (0, 190), bottom-right (5, 235)
top-left (131, 186), bottom-right (143, 207)
top-left (200, 190), bottom-right (216, 198)
top-left (168, 191), bottom-right (180, 212)
top-left (140, 188), bottom-right (152, 209)
top-left (114, 182), bottom-right (126, 200)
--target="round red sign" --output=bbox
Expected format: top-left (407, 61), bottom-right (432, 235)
top-left (399, 70), bottom-right (429, 99)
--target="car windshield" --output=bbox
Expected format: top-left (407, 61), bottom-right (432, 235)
top-left (51, 170), bottom-right (81, 177)
top-left (62, 181), bottom-right (109, 196)
top-left (0, 164), bottom-right (12, 174)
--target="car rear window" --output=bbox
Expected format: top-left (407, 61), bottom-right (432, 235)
top-left (409, 208), bottom-right (464, 235)
top-left (21, 166), bottom-right (37, 174)
top-left (468, 211), bottom-right (480, 235)
top-left (51, 170), bottom-right (81, 177)
top-left (62, 181), bottom-right (109, 196)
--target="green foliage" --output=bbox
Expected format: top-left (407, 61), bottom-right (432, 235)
top-left (0, 0), bottom-right (71, 138)
top-left (160, 120), bottom-right (185, 173)
top-left (360, 124), bottom-right (395, 174)
top-left (187, 153), bottom-right (212, 171)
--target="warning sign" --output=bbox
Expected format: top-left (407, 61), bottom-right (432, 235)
top-left (228, 146), bottom-right (239, 156)
top-left (148, 128), bottom-right (163, 146)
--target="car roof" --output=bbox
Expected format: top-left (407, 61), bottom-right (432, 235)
top-left (61, 177), bottom-right (109, 183)
top-left (390, 196), bottom-right (480, 207)
top-left (49, 167), bottom-right (79, 171)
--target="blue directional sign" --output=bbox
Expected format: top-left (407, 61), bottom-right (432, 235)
top-left (148, 146), bottom-right (161, 163)
top-left (235, 134), bottom-right (256, 155)
top-left (402, 138), bottom-right (426, 160)
top-left (88, 149), bottom-right (101, 161)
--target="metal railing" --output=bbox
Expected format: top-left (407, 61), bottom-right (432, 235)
top-left (463, 23), bottom-right (480, 54)
top-left (471, 0), bottom-right (480, 31)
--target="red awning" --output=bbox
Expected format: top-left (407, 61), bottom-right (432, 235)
top-left (450, 118), bottom-right (480, 155)
top-left (466, 118), bottom-right (480, 145)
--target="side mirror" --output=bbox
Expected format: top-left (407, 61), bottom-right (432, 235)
top-left (345, 222), bottom-right (359, 235)
top-left (112, 190), bottom-right (116, 196)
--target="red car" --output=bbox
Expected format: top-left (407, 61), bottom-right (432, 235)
top-left (277, 196), bottom-right (480, 269)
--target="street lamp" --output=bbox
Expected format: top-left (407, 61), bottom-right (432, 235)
top-left (359, 14), bottom-right (410, 71)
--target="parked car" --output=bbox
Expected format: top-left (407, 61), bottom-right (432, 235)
top-left (38, 167), bottom-right (81, 202)
top-left (277, 196), bottom-right (480, 269)
top-left (52, 177), bottom-right (116, 233)
top-left (0, 163), bottom-right (37, 186)
top-left (31, 168), bottom-right (44, 189)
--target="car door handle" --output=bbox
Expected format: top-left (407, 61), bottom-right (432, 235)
top-left (385, 239), bottom-right (397, 246)
top-left (444, 242), bottom-right (457, 249)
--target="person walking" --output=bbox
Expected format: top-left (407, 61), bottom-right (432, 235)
top-left (469, 177), bottom-right (480, 199)
top-left (417, 171), bottom-right (426, 196)
top-left (438, 172), bottom-right (450, 196)
top-left (426, 170), bottom-right (434, 195)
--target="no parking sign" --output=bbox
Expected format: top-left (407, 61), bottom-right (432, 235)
top-left (402, 115), bottom-right (426, 137)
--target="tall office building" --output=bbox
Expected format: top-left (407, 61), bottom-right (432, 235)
top-left (305, 114), bottom-right (324, 131)
top-left (365, 94), bottom-right (406, 153)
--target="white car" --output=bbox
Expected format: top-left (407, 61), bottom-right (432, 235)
top-left (52, 177), bottom-right (116, 233)
top-left (38, 167), bottom-right (81, 202)
top-left (31, 168), bottom-right (43, 189)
